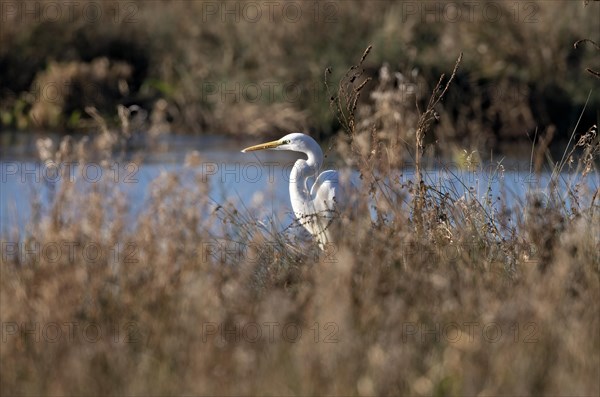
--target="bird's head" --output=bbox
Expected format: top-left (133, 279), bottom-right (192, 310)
top-left (241, 133), bottom-right (316, 154)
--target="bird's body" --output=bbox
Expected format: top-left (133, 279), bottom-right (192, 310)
top-left (242, 133), bottom-right (340, 249)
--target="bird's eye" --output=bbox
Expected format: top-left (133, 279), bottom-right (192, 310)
top-left (283, 140), bottom-right (290, 144)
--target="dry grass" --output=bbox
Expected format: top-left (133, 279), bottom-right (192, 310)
top-left (2, 46), bottom-right (599, 396)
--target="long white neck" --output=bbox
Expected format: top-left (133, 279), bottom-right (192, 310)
top-left (289, 160), bottom-right (314, 217)
top-left (289, 145), bottom-right (322, 219)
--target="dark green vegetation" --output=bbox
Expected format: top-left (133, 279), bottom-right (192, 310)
top-left (1, 0), bottom-right (598, 150)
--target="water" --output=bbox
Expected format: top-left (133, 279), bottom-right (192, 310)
top-left (1, 134), bottom-right (597, 238)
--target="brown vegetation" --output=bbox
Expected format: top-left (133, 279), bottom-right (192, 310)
top-left (2, 45), bottom-right (599, 395)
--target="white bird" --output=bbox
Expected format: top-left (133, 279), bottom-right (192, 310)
top-left (241, 133), bottom-right (340, 249)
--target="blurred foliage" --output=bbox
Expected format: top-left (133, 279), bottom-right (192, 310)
top-left (0, 0), bottom-right (598, 149)
top-left (1, 88), bottom-right (598, 396)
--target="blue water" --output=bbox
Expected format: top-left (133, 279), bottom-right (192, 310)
top-left (1, 135), bottom-right (597, 238)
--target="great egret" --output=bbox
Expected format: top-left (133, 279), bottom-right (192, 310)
top-left (241, 133), bottom-right (340, 249)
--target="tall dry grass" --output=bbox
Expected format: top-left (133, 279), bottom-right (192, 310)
top-left (2, 46), bottom-right (599, 396)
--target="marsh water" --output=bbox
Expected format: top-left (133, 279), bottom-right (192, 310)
top-left (1, 134), bottom-right (597, 238)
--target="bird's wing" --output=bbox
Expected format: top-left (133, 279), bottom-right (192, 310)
top-left (305, 170), bottom-right (340, 249)
top-left (310, 170), bottom-right (340, 216)
top-left (312, 169), bottom-right (360, 223)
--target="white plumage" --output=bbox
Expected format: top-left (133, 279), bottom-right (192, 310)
top-left (242, 133), bottom-right (340, 249)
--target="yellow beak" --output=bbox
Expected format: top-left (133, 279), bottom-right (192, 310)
top-left (241, 139), bottom-right (282, 153)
